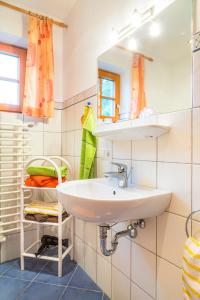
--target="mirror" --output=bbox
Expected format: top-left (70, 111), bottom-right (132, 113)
top-left (97, 0), bottom-right (192, 122)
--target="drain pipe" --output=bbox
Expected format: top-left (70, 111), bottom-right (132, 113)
top-left (99, 220), bottom-right (145, 257)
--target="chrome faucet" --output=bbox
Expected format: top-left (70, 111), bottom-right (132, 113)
top-left (104, 162), bottom-right (128, 188)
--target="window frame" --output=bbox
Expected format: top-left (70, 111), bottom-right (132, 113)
top-left (0, 42), bottom-right (27, 113)
top-left (98, 69), bottom-right (120, 122)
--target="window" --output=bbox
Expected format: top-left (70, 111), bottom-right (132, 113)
top-left (0, 43), bottom-right (26, 112)
top-left (98, 69), bottom-right (120, 122)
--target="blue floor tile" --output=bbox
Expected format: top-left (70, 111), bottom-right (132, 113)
top-left (3, 257), bottom-right (46, 281)
top-left (0, 258), bottom-right (105, 300)
top-left (0, 277), bottom-right (30, 300)
top-left (0, 259), bottom-right (15, 274)
top-left (61, 287), bottom-right (103, 300)
top-left (69, 266), bottom-right (101, 291)
top-left (20, 282), bottom-right (65, 300)
top-left (34, 260), bottom-right (77, 286)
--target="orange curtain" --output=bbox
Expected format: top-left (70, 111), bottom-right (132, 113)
top-left (130, 54), bottom-right (146, 119)
top-left (23, 16), bottom-right (54, 118)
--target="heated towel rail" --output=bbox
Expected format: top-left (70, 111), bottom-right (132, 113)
top-left (0, 122), bottom-right (33, 241)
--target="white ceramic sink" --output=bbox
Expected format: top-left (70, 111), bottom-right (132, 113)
top-left (57, 178), bottom-right (171, 224)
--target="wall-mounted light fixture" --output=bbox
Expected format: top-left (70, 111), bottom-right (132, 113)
top-left (130, 10), bottom-right (142, 28)
top-left (149, 22), bottom-right (161, 37)
top-left (111, 6), bottom-right (155, 44)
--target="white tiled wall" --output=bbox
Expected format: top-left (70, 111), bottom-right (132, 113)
top-left (62, 25), bottom-right (200, 300)
top-left (61, 59), bottom-right (200, 299)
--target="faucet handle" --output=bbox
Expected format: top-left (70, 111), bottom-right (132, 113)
top-left (112, 162), bottom-right (127, 173)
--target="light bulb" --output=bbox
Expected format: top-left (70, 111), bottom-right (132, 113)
top-left (149, 22), bottom-right (161, 37)
top-left (128, 38), bottom-right (137, 51)
top-left (131, 10), bottom-right (142, 28)
top-left (111, 28), bottom-right (118, 43)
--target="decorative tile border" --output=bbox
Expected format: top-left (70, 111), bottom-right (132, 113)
top-left (54, 101), bottom-right (64, 110)
top-left (62, 85), bottom-right (97, 109)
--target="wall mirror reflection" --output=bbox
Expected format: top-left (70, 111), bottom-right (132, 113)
top-left (97, 0), bottom-right (192, 123)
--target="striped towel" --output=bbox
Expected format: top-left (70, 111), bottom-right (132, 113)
top-left (182, 236), bottom-right (200, 299)
top-left (24, 200), bottom-right (64, 216)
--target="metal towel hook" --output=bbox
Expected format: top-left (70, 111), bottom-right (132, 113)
top-left (185, 209), bottom-right (200, 238)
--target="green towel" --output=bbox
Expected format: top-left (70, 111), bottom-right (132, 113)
top-left (79, 106), bottom-right (97, 179)
top-left (27, 166), bottom-right (67, 178)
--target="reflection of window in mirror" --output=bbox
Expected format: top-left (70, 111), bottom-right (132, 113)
top-left (98, 69), bottom-right (120, 122)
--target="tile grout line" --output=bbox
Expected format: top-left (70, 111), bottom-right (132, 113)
top-left (2, 265), bottom-right (104, 293)
top-left (155, 136), bottom-right (158, 300)
top-left (191, 108), bottom-right (194, 235)
top-left (56, 148), bottom-right (200, 167)
top-left (111, 263), bottom-right (156, 299)
top-left (156, 255), bottom-right (182, 270)
top-left (16, 260), bottom-right (49, 300)
top-left (131, 280), bottom-right (156, 300)
top-left (57, 264), bottom-right (78, 300)
top-left (111, 139), bottom-right (114, 300)
top-left (95, 226), bottom-right (98, 286)
top-left (131, 279), bottom-right (155, 300)
top-left (65, 285), bottom-right (102, 293)
top-left (0, 260), bottom-right (18, 277)
top-left (130, 140), bottom-right (133, 300)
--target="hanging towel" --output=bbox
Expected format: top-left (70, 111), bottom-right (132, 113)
top-left (79, 106), bottom-right (96, 179)
top-left (130, 54), bottom-right (147, 119)
top-left (26, 166), bottom-right (67, 178)
top-left (182, 236), bottom-right (200, 299)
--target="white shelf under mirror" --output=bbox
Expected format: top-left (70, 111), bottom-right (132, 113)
top-left (93, 118), bottom-right (170, 140)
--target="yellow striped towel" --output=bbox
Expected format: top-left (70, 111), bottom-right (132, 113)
top-left (24, 200), bottom-right (64, 216)
top-left (182, 236), bottom-right (200, 299)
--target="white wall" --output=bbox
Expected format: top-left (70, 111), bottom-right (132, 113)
top-left (0, 6), bottom-right (65, 102)
top-left (61, 87), bottom-right (195, 300)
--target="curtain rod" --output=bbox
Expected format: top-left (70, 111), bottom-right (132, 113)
top-left (0, 0), bottom-right (68, 28)
top-left (116, 45), bottom-right (154, 62)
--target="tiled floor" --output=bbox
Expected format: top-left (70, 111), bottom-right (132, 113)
top-left (0, 256), bottom-right (110, 300)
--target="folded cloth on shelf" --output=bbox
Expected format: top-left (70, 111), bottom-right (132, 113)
top-left (25, 175), bottom-right (66, 188)
top-left (24, 200), bottom-right (64, 216)
top-left (26, 166), bottom-right (67, 178)
top-left (25, 211), bottom-right (69, 223)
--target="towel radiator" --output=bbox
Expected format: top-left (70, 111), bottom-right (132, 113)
top-left (0, 122), bottom-right (32, 242)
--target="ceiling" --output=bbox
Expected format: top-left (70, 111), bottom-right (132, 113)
top-left (6, 0), bottom-right (77, 21)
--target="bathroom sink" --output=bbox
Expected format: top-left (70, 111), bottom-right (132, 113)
top-left (56, 178), bottom-right (171, 224)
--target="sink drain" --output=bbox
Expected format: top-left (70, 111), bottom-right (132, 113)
top-left (113, 190), bottom-right (116, 195)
